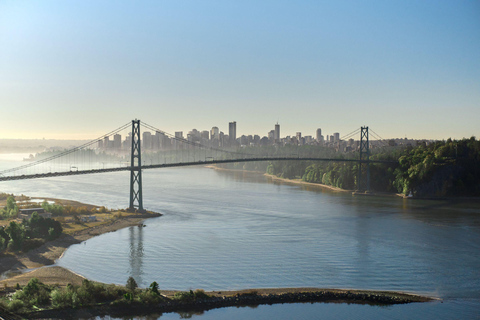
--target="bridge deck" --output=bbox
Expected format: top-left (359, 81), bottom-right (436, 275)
top-left (0, 157), bottom-right (396, 181)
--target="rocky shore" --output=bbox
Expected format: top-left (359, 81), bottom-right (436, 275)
top-left (25, 288), bottom-right (433, 319)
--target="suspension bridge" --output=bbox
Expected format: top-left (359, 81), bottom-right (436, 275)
top-left (0, 120), bottom-right (394, 212)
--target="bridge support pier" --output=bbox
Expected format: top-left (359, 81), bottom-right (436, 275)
top-left (129, 119), bottom-right (144, 212)
top-left (358, 126), bottom-right (370, 192)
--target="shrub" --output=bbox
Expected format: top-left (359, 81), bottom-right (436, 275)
top-left (173, 291), bottom-right (191, 302)
top-left (172, 289), bottom-right (210, 302)
top-left (136, 290), bottom-right (163, 304)
top-left (193, 289), bottom-right (209, 299)
top-left (51, 289), bottom-right (73, 308)
top-left (12, 278), bottom-right (51, 308)
top-left (7, 299), bottom-right (24, 312)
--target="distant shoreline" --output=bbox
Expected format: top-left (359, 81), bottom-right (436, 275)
top-left (208, 166), bottom-right (469, 199)
top-left (206, 164), bottom-right (350, 192)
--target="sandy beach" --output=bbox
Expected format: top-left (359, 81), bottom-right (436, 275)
top-left (207, 164), bottom-right (351, 192)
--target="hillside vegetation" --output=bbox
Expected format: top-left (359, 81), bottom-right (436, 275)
top-left (222, 138), bottom-right (480, 197)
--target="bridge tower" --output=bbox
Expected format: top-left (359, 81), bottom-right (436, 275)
top-left (129, 119), bottom-right (144, 212)
top-left (358, 126), bottom-right (370, 192)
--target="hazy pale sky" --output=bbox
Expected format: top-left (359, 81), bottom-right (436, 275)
top-left (1, 0), bottom-right (479, 140)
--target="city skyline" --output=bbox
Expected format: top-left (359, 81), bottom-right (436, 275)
top-left (1, 1), bottom-right (479, 140)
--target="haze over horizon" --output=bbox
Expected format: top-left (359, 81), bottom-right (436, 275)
top-left (1, 1), bottom-right (479, 140)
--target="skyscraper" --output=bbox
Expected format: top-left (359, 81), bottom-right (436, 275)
top-left (274, 123), bottom-right (280, 143)
top-left (229, 121), bottom-right (236, 143)
top-left (316, 128), bottom-right (322, 141)
top-left (210, 127), bottom-right (219, 140)
top-left (113, 134), bottom-right (122, 149)
top-left (334, 132), bottom-right (340, 142)
top-left (143, 131), bottom-right (152, 150)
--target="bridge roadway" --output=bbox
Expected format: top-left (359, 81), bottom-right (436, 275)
top-left (0, 157), bottom-right (396, 182)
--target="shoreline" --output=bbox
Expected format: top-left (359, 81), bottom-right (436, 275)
top-left (209, 166), bottom-right (480, 200)
top-left (0, 207), bottom-right (436, 299)
top-left (0, 195), bottom-right (436, 318)
top-left (24, 287), bottom-right (434, 319)
top-left (0, 212), bottom-right (160, 287)
top-left (264, 173), bottom-right (352, 193)
top-left (206, 164), bottom-right (351, 193)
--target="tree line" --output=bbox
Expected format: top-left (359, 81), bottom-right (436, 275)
top-left (227, 137), bottom-right (480, 197)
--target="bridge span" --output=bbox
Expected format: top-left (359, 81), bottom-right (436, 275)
top-left (1, 120), bottom-right (391, 211)
top-left (0, 157), bottom-right (394, 182)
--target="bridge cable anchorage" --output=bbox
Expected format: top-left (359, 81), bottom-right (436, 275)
top-left (0, 122), bottom-right (131, 176)
top-left (129, 119), bottom-right (144, 212)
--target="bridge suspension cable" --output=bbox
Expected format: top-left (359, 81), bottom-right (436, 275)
top-left (0, 122), bottom-right (131, 175)
top-left (340, 128), bottom-right (361, 141)
top-left (369, 128), bottom-right (390, 148)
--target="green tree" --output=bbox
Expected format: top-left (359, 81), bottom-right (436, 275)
top-left (126, 276), bottom-right (138, 292)
top-left (5, 221), bottom-right (25, 251)
top-left (149, 281), bottom-right (160, 295)
top-left (2, 196), bottom-right (19, 218)
top-left (6, 196), bottom-right (16, 211)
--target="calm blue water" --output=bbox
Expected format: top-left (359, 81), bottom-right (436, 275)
top-left (1, 155), bottom-right (479, 319)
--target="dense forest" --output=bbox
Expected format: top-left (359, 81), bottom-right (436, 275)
top-left (220, 138), bottom-right (480, 198)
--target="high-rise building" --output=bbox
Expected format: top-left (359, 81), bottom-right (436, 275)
top-left (175, 131), bottom-right (183, 139)
top-left (229, 121), bottom-right (236, 142)
top-left (334, 132), bottom-right (340, 142)
top-left (113, 134), bottom-right (122, 149)
top-left (219, 131), bottom-right (225, 147)
top-left (316, 128), bottom-right (322, 141)
top-left (123, 133), bottom-right (132, 149)
top-left (240, 135), bottom-right (248, 146)
top-left (174, 131), bottom-right (184, 149)
top-left (143, 132), bottom-right (152, 150)
top-left (268, 130), bottom-right (275, 140)
top-left (201, 131), bottom-right (210, 140)
top-left (153, 131), bottom-right (162, 150)
top-left (296, 132), bottom-right (302, 141)
top-left (274, 123), bottom-right (280, 142)
top-left (210, 127), bottom-right (219, 140)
